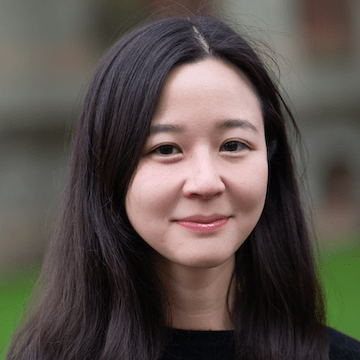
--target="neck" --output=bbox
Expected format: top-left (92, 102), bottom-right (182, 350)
top-left (156, 256), bottom-right (236, 331)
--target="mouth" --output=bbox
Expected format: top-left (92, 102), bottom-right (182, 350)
top-left (176, 214), bottom-right (230, 233)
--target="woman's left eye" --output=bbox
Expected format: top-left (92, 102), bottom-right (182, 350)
top-left (220, 140), bottom-right (249, 152)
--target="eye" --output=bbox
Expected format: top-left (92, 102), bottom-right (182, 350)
top-left (152, 144), bottom-right (181, 155)
top-left (220, 140), bottom-right (249, 152)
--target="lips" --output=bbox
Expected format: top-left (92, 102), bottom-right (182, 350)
top-left (176, 214), bottom-right (230, 233)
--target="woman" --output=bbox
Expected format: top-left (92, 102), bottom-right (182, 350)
top-left (6, 15), bottom-right (360, 360)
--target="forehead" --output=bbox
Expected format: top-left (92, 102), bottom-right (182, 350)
top-left (151, 58), bottom-right (263, 129)
top-left (164, 58), bottom-right (258, 97)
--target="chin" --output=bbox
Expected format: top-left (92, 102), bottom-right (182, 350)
top-left (181, 254), bottom-right (234, 270)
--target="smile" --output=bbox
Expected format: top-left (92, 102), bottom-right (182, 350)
top-left (176, 215), bottom-right (229, 233)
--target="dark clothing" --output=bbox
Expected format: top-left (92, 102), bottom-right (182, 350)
top-left (162, 327), bottom-right (360, 359)
top-left (329, 328), bottom-right (360, 360)
top-left (163, 329), bottom-right (233, 360)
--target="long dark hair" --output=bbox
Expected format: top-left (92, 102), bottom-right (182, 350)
top-left (7, 15), bottom-right (329, 360)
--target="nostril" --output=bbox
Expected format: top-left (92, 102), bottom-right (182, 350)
top-left (201, 193), bottom-right (217, 201)
top-left (187, 191), bottom-right (221, 201)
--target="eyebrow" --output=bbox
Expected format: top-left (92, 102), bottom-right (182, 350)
top-left (149, 119), bottom-right (258, 134)
top-left (149, 124), bottom-right (184, 134)
top-left (216, 119), bottom-right (258, 133)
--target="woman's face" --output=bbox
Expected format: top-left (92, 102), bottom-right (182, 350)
top-left (125, 58), bottom-right (268, 269)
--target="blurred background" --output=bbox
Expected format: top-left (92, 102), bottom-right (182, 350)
top-left (1, 0), bottom-right (359, 357)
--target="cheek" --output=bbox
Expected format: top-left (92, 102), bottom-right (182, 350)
top-left (125, 164), bottom-right (179, 251)
top-left (126, 171), bottom-right (151, 221)
top-left (231, 159), bottom-right (268, 211)
top-left (125, 174), bottom-right (156, 243)
top-left (125, 163), bottom-right (178, 221)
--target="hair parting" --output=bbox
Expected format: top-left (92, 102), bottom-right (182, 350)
top-left (192, 25), bottom-right (211, 56)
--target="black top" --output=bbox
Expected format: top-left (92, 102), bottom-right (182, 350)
top-left (329, 328), bottom-right (360, 360)
top-left (162, 327), bottom-right (360, 359)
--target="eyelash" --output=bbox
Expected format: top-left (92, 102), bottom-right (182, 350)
top-left (220, 140), bottom-right (250, 152)
top-left (150, 140), bottom-right (250, 156)
top-left (152, 144), bottom-right (181, 155)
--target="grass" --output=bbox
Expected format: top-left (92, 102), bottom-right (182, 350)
top-left (1, 238), bottom-right (359, 359)
top-left (0, 262), bottom-right (41, 359)
top-left (317, 238), bottom-right (360, 340)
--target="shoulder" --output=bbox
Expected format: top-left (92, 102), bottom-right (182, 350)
top-left (329, 327), bottom-right (360, 360)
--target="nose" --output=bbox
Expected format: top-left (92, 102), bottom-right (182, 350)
top-left (182, 151), bottom-right (225, 200)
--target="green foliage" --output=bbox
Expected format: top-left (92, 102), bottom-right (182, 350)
top-left (318, 239), bottom-right (360, 340)
top-left (0, 263), bottom-right (40, 360)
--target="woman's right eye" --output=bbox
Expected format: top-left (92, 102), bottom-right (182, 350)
top-left (152, 144), bottom-right (181, 155)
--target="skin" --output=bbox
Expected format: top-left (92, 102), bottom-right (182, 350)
top-left (126, 58), bottom-right (268, 330)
